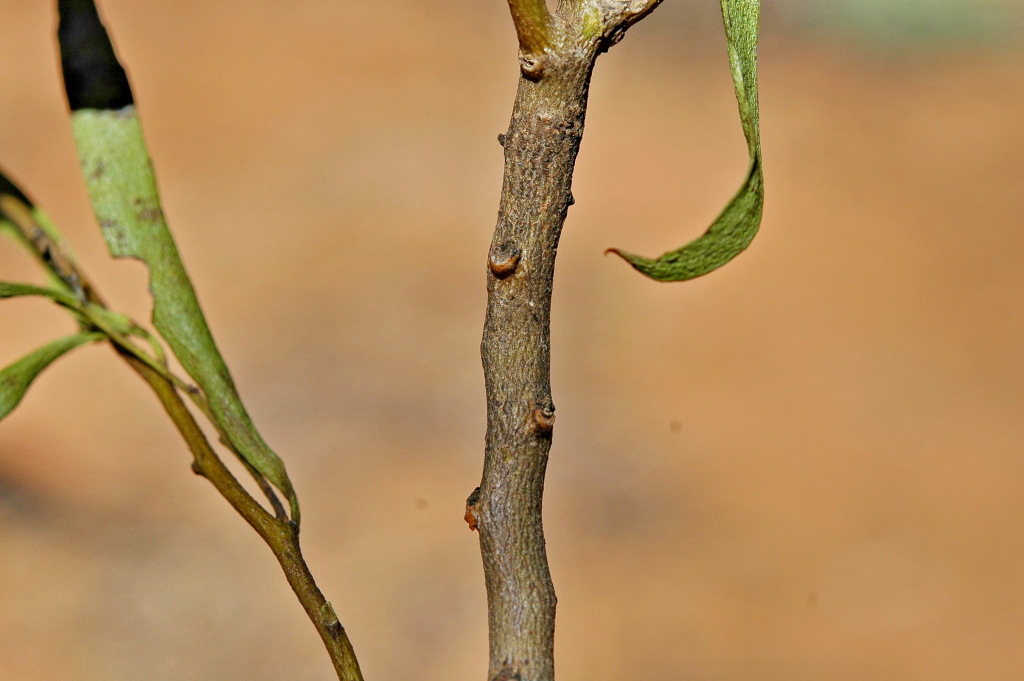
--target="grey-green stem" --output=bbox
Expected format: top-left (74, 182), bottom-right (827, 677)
top-left (476, 4), bottom-right (662, 680)
top-left (128, 356), bottom-right (364, 681)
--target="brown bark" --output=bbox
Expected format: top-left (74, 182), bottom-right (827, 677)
top-left (477, 47), bottom-right (598, 681)
top-left (475, 4), bottom-right (663, 679)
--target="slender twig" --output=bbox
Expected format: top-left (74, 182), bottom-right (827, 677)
top-left (472, 4), bottom-right (663, 680)
top-left (125, 356), bottom-right (364, 681)
top-left (507, 0), bottom-right (551, 52)
top-left (506, 0), bottom-right (553, 77)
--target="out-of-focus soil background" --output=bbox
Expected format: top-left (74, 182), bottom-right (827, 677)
top-left (2, 1), bottom-right (1023, 679)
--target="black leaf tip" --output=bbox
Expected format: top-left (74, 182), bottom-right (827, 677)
top-left (57, 0), bottom-right (134, 111)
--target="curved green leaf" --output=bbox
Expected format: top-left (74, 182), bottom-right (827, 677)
top-left (608, 0), bottom-right (762, 281)
top-left (1, 332), bottom-right (104, 420)
top-left (58, 0), bottom-right (298, 520)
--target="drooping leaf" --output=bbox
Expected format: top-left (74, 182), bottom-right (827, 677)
top-left (608, 0), bottom-right (763, 281)
top-left (57, 0), bottom-right (299, 520)
top-left (0, 332), bottom-right (104, 421)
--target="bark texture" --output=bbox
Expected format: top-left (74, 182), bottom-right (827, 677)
top-left (477, 4), bottom-right (664, 679)
top-left (476, 20), bottom-right (599, 681)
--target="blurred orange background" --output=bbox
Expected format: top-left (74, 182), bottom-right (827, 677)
top-left (2, 2), bottom-right (1023, 680)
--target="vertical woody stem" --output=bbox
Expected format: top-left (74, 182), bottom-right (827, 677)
top-left (476, 43), bottom-right (601, 681)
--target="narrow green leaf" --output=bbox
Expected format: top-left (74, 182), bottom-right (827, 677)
top-left (0, 281), bottom-right (80, 307)
top-left (1, 167), bottom-right (165, 360)
top-left (0, 280), bottom-right (177, 392)
top-left (57, 0), bottom-right (299, 520)
top-left (608, 0), bottom-right (763, 282)
top-left (0, 332), bottom-right (103, 421)
top-left (0, 280), bottom-right (95, 334)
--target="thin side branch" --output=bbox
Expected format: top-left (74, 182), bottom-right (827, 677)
top-left (590, 0), bottom-right (667, 49)
top-left (614, 0), bottom-right (666, 31)
top-left (507, 0), bottom-right (551, 52)
top-left (125, 356), bottom-right (365, 681)
top-left (507, 0), bottom-right (553, 76)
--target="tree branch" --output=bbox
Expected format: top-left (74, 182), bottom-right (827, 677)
top-left (475, 4), bottom-right (665, 680)
top-left (476, 24), bottom-right (594, 681)
top-left (588, 0), bottom-right (666, 50)
top-left (616, 0), bottom-right (666, 34)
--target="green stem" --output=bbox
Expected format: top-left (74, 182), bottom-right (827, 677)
top-left (507, 0), bottom-right (553, 67)
top-left (124, 355), bottom-right (364, 681)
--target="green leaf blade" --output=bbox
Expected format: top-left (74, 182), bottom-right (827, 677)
top-left (609, 0), bottom-right (763, 282)
top-left (0, 332), bottom-right (104, 421)
top-left (0, 281), bottom-right (79, 307)
top-left (58, 1), bottom-right (299, 520)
